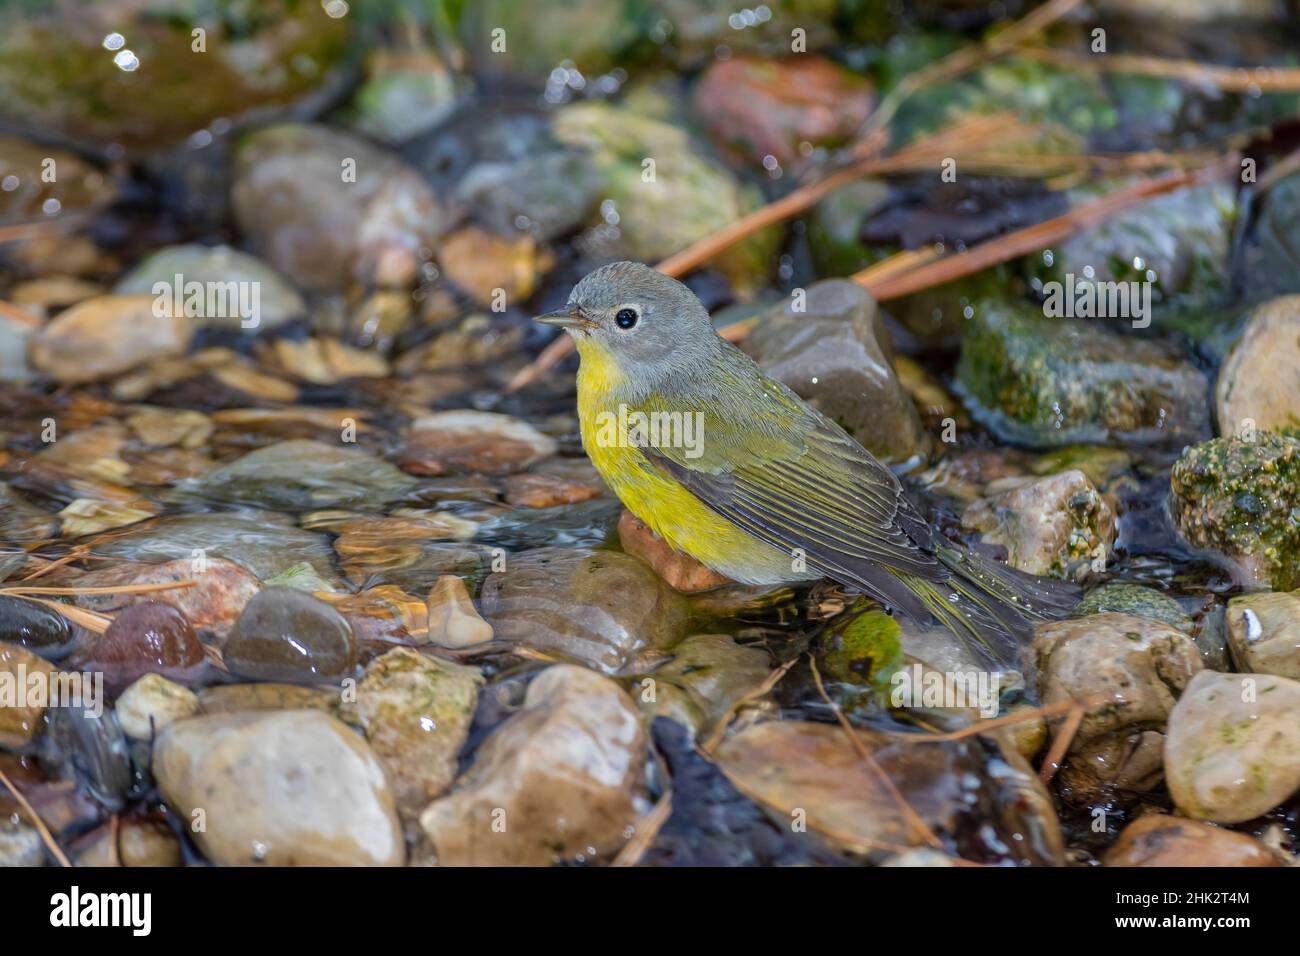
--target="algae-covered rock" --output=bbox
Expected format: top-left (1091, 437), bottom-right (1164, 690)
top-left (955, 300), bottom-right (1210, 447)
top-left (1072, 582), bottom-right (1193, 633)
top-left (0, 0), bottom-right (350, 154)
top-left (816, 602), bottom-right (905, 712)
top-left (1169, 432), bottom-right (1300, 590)
top-left (459, 0), bottom-right (649, 80)
top-left (552, 102), bottom-right (779, 290)
top-left (653, 0), bottom-right (841, 65)
top-left (744, 280), bottom-right (927, 462)
top-left (1036, 180), bottom-right (1235, 311)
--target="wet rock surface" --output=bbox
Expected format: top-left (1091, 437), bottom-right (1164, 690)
top-left (353, 648), bottom-right (483, 816)
top-left (480, 547), bottom-right (689, 674)
top-left (83, 601), bottom-right (205, 692)
top-left (232, 123), bottom-right (448, 292)
top-left (1215, 296), bottom-right (1300, 437)
top-left (155, 710), bottom-right (404, 866)
top-left (1170, 432), bottom-right (1300, 590)
top-left (1103, 814), bottom-right (1282, 867)
top-left (419, 665), bottom-right (647, 865)
top-left (1225, 590), bottom-right (1300, 678)
top-left (223, 588), bottom-right (358, 684)
top-left (745, 280), bottom-right (927, 462)
top-left (955, 300), bottom-right (1211, 447)
top-left (1165, 670), bottom-right (1300, 823)
top-left (962, 469), bottom-right (1116, 580)
top-left (2, 2), bottom-right (1299, 871)
top-left (1034, 613), bottom-right (1203, 802)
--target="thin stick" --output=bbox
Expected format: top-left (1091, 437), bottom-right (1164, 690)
top-left (809, 656), bottom-right (944, 852)
top-left (859, 155), bottom-right (1238, 300)
top-left (611, 789), bottom-right (673, 867)
top-left (0, 764), bottom-right (72, 867)
top-left (503, 114), bottom-right (1035, 393)
top-left (1038, 700), bottom-right (1086, 784)
top-left (11, 595), bottom-right (112, 633)
top-left (887, 695), bottom-right (1100, 744)
top-left (1016, 45), bottom-right (1300, 93)
top-left (700, 656), bottom-right (798, 755)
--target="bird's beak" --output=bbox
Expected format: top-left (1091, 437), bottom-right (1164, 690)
top-left (533, 306), bottom-right (598, 331)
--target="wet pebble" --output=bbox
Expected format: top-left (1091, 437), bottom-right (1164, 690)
top-left (962, 469), bottom-right (1116, 580)
top-left (400, 410), bottom-right (556, 477)
top-left (0, 818), bottom-right (45, 867)
top-left (480, 547), bottom-right (689, 674)
top-left (0, 642), bottom-right (56, 749)
top-left (1033, 613), bottom-right (1203, 802)
top-left (223, 587), bottom-right (359, 684)
top-left (155, 710), bottom-right (404, 866)
top-left (86, 602), bottom-right (205, 693)
top-left (1216, 295), bottom-right (1300, 437)
top-left (74, 818), bottom-right (183, 867)
top-left (74, 557), bottom-right (261, 639)
top-left (1226, 590), bottom-right (1300, 679)
top-left (29, 295), bottom-right (193, 385)
top-left (0, 596), bottom-right (76, 660)
top-left (1165, 670), bottom-right (1300, 823)
top-left (1103, 814), bottom-right (1282, 867)
top-left (114, 674), bottom-right (200, 741)
top-left (419, 665), bottom-right (647, 865)
top-left (353, 648), bottom-right (483, 815)
top-left (425, 575), bottom-right (493, 649)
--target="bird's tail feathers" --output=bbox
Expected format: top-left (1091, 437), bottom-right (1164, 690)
top-left (896, 542), bottom-right (1080, 669)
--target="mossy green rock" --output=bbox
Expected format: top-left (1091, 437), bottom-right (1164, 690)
top-left (1072, 582), bottom-right (1193, 633)
top-left (553, 102), bottom-right (779, 291)
top-left (955, 300), bottom-right (1210, 447)
top-left (0, 0), bottom-right (350, 154)
top-left (818, 602), bottom-right (904, 711)
top-left (460, 0), bottom-right (650, 80)
top-left (1170, 432), bottom-right (1300, 590)
top-left (1034, 180), bottom-right (1235, 311)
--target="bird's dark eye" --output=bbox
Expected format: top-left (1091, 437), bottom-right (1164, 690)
top-left (615, 308), bottom-right (639, 330)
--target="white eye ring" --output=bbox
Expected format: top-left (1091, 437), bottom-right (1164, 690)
top-left (614, 307), bottom-right (639, 330)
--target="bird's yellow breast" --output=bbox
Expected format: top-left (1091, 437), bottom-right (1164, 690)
top-left (573, 337), bottom-right (785, 583)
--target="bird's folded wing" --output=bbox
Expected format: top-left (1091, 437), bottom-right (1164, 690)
top-left (641, 387), bottom-right (944, 584)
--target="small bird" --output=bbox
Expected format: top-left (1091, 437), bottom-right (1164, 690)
top-left (536, 261), bottom-right (1076, 665)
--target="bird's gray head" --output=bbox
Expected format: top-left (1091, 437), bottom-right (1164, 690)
top-left (534, 261), bottom-right (721, 388)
